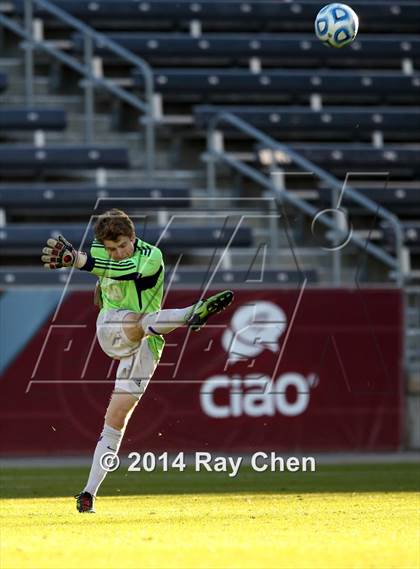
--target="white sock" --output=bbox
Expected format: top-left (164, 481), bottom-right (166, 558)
top-left (83, 424), bottom-right (123, 496)
top-left (141, 305), bottom-right (195, 335)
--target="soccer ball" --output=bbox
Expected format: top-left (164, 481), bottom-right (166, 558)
top-left (315, 3), bottom-right (359, 48)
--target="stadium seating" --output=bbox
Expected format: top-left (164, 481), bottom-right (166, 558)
top-left (0, 267), bottom-right (317, 286)
top-left (0, 72), bottom-right (8, 93)
top-left (257, 144), bottom-right (420, 178)
top-left (0, 109), bottom-right (67, 131)
top-left (0, 146), bottom-right (130, 170)
top-left (71, 32), bottom-right (420, 67)
top-left (194, 106), bottom-right (420, 141)
top-left (0, 184), bottom-right (191, 211)
top-left (316, 187), bottom-right (420, 216)
top-left (132, 69), bottom-right (420, 100)
top-left (4, 0), bottom-right (420, 283)
top-left (0, 224), bottom-right (253, 252)
top-left (12, 1), bottom-right (420, 32)
top-left (381, 221), bottom-right (420, 253)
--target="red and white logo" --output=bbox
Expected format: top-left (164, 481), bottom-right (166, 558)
top-left (222, 301), bottom-right (287, 363)
top-left (200, 302), bottom-right (318, 419)
top-left (200, 373), bottom-right (317, 418)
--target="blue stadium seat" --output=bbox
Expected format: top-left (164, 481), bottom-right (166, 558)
top-left (0, 267), bottom-right (315, 286)
top-left (0, 146), bottom-right (129, 170)
top-left (194, 106), bottom-right (420, 137)
top-left (12, 1), bottom-right (420, 32)
top-left (133, 69), bottom-right (420, 97)
top-left (0, 224), bottom-right (253, 252)
top-left (0, 72), bottom-right (7, 93)
top-left (381, 221), bottom-right (420, 252)
top-left (0, 109), bottom-right (67, 131)
top-left (287, 144), bottom-right (420, 171)
top-left (316, 187), bottom-right (420, 216)
top-left (71, 32), bottom-right (420, 65)
top-left (257, 144), bottom-right (420, 178)
top-left (0, 184), bottom-right (191, 210)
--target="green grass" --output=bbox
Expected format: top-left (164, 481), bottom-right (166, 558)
top-left (1, 464), bottom-right (419, 569)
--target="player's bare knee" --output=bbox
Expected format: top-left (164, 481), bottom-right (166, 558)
top-left (122, 312), bottom-right (144, 343)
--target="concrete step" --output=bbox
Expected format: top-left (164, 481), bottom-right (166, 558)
top-left (0, 75), bottom-right (51, 96)
top-left (0, 57), bottom-right (23, 71)
top-left (0, 94), bottom-right (84, 111)
top-left (91, 169), bottom-right (204, 185)
top-left (67, 112), bottom-right (112, 134)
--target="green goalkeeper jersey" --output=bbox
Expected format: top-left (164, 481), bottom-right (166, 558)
top-left (81, 237), bottom-right (165, 361)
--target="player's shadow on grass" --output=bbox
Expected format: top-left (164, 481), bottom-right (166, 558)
top-left (1, 464), bottom-right (419, 499)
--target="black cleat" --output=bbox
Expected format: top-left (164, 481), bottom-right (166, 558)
top-left (186, 290), bottom-right (234, 332)
top-left (75, 491), bottom-right (96, 513)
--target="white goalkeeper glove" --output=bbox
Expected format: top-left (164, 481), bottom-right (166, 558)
top-left (41, 235), bottom-right (85, 269)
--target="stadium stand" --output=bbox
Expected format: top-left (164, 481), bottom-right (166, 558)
top-left (195, 105), bottom-right (420, 132)
top-left (71, 32), bottom-right (420, 69)
top-left (0, 145), bottom-right (130, 170)
top-left (132, 68), bottom-right (420, 99)
top-left (1, 0), bottom-right (419, 284)
top-left (0, 224), bottom-right (253, 252)
top-left (257, 144), bottom-right (420, 179)
top-left (0, 108), bottom-right (67, 130)
top-left (11, 1), bottom-right (420, 32)
top-left (194, 106), bottom-right (420, 142)
top-left (0, 267), bottom-right (316, 286)
top-left (381, 221), bottom-right (420, 254)
top-left (0, 184), bottom-right (192, 212)
top-left (316, 186), bottom-right (420, 216)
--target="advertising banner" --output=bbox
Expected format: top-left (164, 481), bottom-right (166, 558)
top-left (0, 288), bottom-right (403, 454)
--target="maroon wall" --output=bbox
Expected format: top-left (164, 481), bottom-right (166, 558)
top-left (0, 288), bottom-right (404, 455)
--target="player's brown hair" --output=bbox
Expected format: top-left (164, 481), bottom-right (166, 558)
top-left (94, 209), bottom-right (135, 242)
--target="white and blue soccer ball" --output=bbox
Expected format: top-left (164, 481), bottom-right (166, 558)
top-left (315, 3), bottom-right (359, 48)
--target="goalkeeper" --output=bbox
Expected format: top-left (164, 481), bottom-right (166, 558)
top-left (41, 209), bottom-right (233, 513)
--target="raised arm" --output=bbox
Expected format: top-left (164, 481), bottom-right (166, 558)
top-left (41, 235), bottom-right (162, 279)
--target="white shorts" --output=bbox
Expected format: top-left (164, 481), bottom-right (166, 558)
top-left (115, 338), bottom-right (158, 400)
top-left (97, 309), bottom-right (159, 400)
top-left (96, 309), bottom-right (139, 359)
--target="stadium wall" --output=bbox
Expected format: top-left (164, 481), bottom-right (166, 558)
top-left (0, 288), bottom-right (404, 455)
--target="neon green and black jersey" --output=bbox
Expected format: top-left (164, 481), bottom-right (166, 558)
top-left (80, 237), bottom-right (165, 360)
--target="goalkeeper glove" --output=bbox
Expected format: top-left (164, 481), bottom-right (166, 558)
top-left (41, 235), bottom-right (80, 269)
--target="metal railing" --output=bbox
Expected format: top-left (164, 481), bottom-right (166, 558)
top-left (205, 111), bottom-right (407, 286)
top-left (0, 0), bottom-right (156, 175)
top-left (405, 285), bottom-right (420, 378)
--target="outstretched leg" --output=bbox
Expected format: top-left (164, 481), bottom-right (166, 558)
top-left (122, 290), bottom-right (234, 343)
top-left (121, 305), bottom-right (194, 343)
top-left (182, 290), bottom-right (234, 332)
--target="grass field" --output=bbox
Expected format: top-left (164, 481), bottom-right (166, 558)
top-left (1, 463), bottom-right (419, 569)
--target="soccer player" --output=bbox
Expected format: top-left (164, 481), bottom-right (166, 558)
top-left (41, 209), bottom-right (234, 513)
